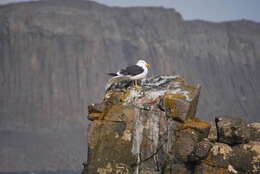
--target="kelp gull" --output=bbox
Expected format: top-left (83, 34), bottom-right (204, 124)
top-left (107, 60), bottom-right (150, 88)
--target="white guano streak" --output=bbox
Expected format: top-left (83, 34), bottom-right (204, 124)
top-left (132, 108), bottom-right (144, 174)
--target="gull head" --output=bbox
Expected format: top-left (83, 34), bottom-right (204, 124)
top-left (136, 59), bottom-right (150, 67)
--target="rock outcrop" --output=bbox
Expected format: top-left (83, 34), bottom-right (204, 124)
top-left (215, 116), bottom-right (250, 145)
top-left (83, 75), bottom-right (260, 174)
top-left (85, 75), bottom-right (203, 173)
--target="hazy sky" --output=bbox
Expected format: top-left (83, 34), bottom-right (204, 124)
top-left (0, 0), bottom-right (259, 22)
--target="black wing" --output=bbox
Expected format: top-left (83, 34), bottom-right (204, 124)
top-left (119, 65), bottom-right (144, 76)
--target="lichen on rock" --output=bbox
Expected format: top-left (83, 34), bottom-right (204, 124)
top-left (82, 75), bottom-right (260, 174)
top-left (84, 75), bottom-right (202, 174)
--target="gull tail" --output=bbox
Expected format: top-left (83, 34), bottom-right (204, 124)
top-left (105, 76), bottom-right (130, 91)
top-left (107, 73), bottom-right (118, 76)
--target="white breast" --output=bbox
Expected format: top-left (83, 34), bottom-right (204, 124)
top-left (129, 66), bottom-right (148, 80)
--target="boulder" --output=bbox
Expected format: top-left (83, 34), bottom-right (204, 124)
top-left (248, 123), bottom-right (260, 141)
top-left (206, 143), bottom-right (233, 168)
top-left (173, 128), bottom-right (200, 163)
top-left (230, 141), bottom-right (260, 174)
top-left (162, 85), bottom-right (201, 122)
top-left (194, 163), bottom-right (237, 174)
top-left (194, 143), bottom-right (236, 174)
top-left (173, 118), bottom-right (211, 163)
top-left (182, 118), bottom-right (211, 139)
top-left (188, 139), bottom-right (213, 162)
top-left (215, 116), bottom-right (250, 145)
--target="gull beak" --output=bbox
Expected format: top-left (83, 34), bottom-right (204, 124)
top-left (145, 63), bottom-right (151, 67)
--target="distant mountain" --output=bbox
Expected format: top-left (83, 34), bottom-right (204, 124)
top-left (0, 0), bottom-right (259, 171)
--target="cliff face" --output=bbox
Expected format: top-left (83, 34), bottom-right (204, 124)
top-left (0, 0), bottom-right (260, 171)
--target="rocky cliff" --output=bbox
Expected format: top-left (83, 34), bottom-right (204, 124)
top-left (83, 75), bottom-right (260, 174)
top-left (0, 0), bottom-right (260, 172)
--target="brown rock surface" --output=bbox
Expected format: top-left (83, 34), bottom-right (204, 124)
top-left (86, 120), bottom-right (136, 174)
top-left (182, 118), bottom-right (211, 139)
top-left (84, 75), bottom-right (202, 174)
top-left (194, 162), bottom-right (235, 174)
top-left (216, 116), bottom-right (250, 145)
top-left (189, 139), bottom-right (213, 162)
top-left (173, 118), bottom-right (211, 163)
top-left (230, 141), bottom-right (260, 174)
top-left (248, 123), bottom-right (260, 141)
top-left (194, 143), bottom-right (235, 174)
top-left (173, 128), bottom-right (200, 163)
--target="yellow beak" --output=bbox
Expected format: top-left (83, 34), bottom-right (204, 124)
top-left (145, 63), bottom-right (151, 67)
